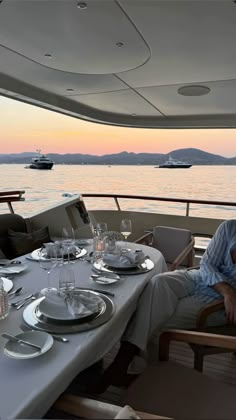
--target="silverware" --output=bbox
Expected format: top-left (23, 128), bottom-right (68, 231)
top-left (2, 333), bottom-right (41, 351)
top-left (8, 287), bottom-right (23, 297)
top-left (11, 293), bottom-right (33, 307)
top-left (20, 325), bottom-right (69, 343)
top-left (52, 335), bottom-right (69, 343)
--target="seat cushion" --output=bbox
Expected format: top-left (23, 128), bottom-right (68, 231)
top-left (121, 362), bottom-right (236, 419)
top-left (153, 226), bottom-right (192, 265)
top-left (0, 214), bottom-right (27, 258)
top-left (8, 226), bottom-right (51, 258)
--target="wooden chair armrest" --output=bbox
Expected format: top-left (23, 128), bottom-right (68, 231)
top-left (159, 329), bottom-right (236, 361)
top-left (196, 299), bottom-right (225, 330)
top-left (54, 394), bottom-right (165, 419)
top-left (187, 265), bottom-right (200, 271)
top-left (134, 231), bottom-right (153, 245)
top-left (170, 237), bottom-right (195, 270)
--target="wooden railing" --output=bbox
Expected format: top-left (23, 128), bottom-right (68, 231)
top-left (0, 190), bottom-right (25, 213)
top-left (82, 193), bottom-right (236, 217)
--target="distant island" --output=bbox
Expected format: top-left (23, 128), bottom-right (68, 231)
top-left (0, 148), bottom-right (236, 165)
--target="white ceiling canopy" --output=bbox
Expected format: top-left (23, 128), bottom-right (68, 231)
top-left (0, 0), bottom-right (236, 128)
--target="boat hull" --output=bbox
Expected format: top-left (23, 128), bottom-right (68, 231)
top-left (29, 162), bottom-right (53, 170)
top-left (158, 164), bottom-right (192, 168)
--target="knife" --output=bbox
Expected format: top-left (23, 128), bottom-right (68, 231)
top-left (2, 333), bottom-right (42, 351)
top-left (86, 288), bottom-right (115, 297)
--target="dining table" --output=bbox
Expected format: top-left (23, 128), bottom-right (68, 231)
top-left (0, 241), bottom-right (167, 419)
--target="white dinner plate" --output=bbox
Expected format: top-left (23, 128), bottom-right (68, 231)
top-left (0, 263), bottom-right (28, 275)
top-left (1, 277), bottom-right (13, 293)
top-left (4, 331), bottom-right (53, 359)
top-left (91, 275), bottom-right (120, 285)
top-left (30, 247), bottom-right (87, 261)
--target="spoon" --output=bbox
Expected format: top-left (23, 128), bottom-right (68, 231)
top-left (8, 287), bottom-right (23, 297)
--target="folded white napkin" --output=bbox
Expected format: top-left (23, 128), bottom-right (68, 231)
top-left (43, 290), bottom-right (101, 318)
top-left (114, 405), bottom-right (141, 419)
top-left (65, 292), bottom-right (101, 317)
top-left (104, 250), bottom-right (145, 266)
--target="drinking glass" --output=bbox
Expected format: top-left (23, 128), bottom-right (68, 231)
top-left (39, 248), bottom-right (57, 296)
top-left (95, 222), bottom-right (108, 236)
top-left (61, 226), bottom-right (75, 263)
top-left (120, 219), bottom-right (132, 241)
top-left (59, 265), bottom-right (75, 293)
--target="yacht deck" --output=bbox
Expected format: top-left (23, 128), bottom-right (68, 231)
top-left (47, 340), bottom-right (236, 418)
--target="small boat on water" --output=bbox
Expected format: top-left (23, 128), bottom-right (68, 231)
top-left (25, 150), bottom-right (54, 170)
top-left (158, 155), bottom-right (192, 168)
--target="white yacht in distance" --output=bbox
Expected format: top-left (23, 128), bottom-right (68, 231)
top-left (26, 150), bottom-right (54, 170)
top-left (158, 155), bottom-right (192, 168)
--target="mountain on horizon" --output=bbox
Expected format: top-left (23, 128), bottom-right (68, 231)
top-left (0, 148), bottom-right (235, 165)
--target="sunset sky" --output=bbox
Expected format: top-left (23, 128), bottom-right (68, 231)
top-left (1, 96), bottom-right (236, 157)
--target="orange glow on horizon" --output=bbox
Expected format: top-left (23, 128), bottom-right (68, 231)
top-left (0, 96), bottom-right (236, 157)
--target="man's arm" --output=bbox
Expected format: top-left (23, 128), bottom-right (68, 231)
top-left (200, 221), bottom-right (229, 286)
top-left (212, 282), bottom-right (236, 323)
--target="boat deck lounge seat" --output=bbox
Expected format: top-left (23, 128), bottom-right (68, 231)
top-left (135, 226), bottom-right (194, 270)
top-left (120, 330), bottom-right (236, 419)
top-left (0, 213), bottom-right (28, 259)
top-left (0, 213), bottom-right (51, 259)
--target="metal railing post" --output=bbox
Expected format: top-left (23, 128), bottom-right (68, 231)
top-left (186, 202), bottom-right (190, 216)
top-left (114, 197), bottom-right (121, 211)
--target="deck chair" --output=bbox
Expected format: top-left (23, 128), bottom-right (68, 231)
top-left (135, 226), bottom-right (194, 270)
top-left (120, 330), bottom-right (236, 419)
top-left (53, 330), bottom-right (236, 419)
top-left (53, 395), bottom-right (166, 419)
top-left (190, 299), bottom-right (236, 372)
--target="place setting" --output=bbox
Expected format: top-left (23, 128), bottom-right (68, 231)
top-left (21, 263), bottom-right (115, 334)
top-left (0, 258), bottom-right (28, 276)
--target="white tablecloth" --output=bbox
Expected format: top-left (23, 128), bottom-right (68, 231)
top-left (0, 242), bottom-right (167, 419)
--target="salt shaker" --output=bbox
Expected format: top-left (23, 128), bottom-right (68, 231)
top-left (0, 278), bottom-right (9, 320)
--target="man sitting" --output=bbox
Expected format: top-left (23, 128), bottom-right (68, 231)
top-left (95, 219), bottom-right (236, 392)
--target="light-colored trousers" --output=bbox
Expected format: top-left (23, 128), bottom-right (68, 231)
top-left (123, 270), bottom-right (226, 364)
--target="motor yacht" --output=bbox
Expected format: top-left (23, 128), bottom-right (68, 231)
top-left (26, 151), bottom-right (54, 170)
top-left (158, 155), bottom-right (192, 168)
top-left (1, 1), bottom-right (236, 418)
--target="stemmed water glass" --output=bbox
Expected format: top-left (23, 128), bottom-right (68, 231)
top-left (61, 226), bottom-right (75, 263)
top-left (39, 246), bottom-right (58, 296)
top-left (120, 219), bottom-right (132, 241)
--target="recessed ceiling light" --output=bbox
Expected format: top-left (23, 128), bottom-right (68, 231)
top-left (44, 53), bottom-right (52, 58)
top-left (116, 42), bottom-right (124, 48)
top-left (178, 85), bottom-right (210, 96)
top-left (66, 89), bottom-right (74, 92)
top-left (77, 2), bottom-right (87, 9)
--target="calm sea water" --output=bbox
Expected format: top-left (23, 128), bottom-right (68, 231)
top-left (1, 164), bottom-right (236, 219)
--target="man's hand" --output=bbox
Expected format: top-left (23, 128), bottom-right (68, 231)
top-left (224, 289), bottom-right (236, 324)
top-left (212, 282), bottom-right (236, 324)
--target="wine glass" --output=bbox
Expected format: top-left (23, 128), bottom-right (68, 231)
top-left (120, 219), bottom-right (132, 241)
top-left (61, 227), bottom-right (75, 263)
top-left (39, 248), bottom-right (57, 296)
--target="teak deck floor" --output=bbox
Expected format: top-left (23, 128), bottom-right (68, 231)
top-left (46, 341), bottom-right (236, 418)
top-left (72, 340), bottom-right (236, 406)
